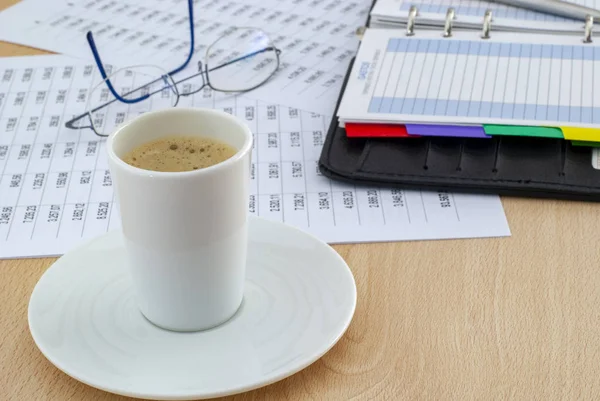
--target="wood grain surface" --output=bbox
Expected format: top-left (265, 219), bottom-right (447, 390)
top-left (2, 1), bottom-right (600, 400)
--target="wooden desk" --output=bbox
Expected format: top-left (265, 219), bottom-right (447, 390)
top-left (1, 1), bottom-right (600, 399)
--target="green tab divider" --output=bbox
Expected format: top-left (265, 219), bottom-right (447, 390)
top-left (571, 141), bottom-right (600, 147)
top-left (483, 125), bottom-right (564, 138)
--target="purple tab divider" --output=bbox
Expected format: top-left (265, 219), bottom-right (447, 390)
top-left (405, 124), bottom-right (490, 138)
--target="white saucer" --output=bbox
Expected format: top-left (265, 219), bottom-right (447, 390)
top-left (28, 216), bottom-right (356, 400)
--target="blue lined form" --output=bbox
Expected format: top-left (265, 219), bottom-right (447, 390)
top-left (362, 33), bottom-right (600, 126)
top-left (337, 29), bottom-right (600, 129)
top-left (368, 98), bottom-right (600, 123)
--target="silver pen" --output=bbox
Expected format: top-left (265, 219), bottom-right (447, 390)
top-left (490, 0), bottom-right (600, 20)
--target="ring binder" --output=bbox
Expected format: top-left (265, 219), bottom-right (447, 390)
top-left (583, 15), bottom-right (593, 43)
top-left (376, 4), bottom-right (594, 45)
top-left (443, 8), bottom-right (455, 37)
top-left (481, 10), bottom-right (492, 39)
top-left (406, 5), bottom-right (417, 36)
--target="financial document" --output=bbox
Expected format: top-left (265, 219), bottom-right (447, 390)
top-left (0, 55), bottom-right (510, 259)
top-left (0, 0), bottom-right (372, 115)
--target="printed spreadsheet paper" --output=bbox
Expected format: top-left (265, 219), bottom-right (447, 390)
top-left (338, 29), bottom-right (600, 128)
top-left (0, 0), bottom-right (371, 116)
top-left (371, 0), bottom-right (600, 34)
top-left (0, 55), bottom-right (510, 259)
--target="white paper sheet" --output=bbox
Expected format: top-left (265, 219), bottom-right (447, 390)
top-left (0, 55), bottom-right (510, 259)
top-left (0, 0), bottom-right (372, 115)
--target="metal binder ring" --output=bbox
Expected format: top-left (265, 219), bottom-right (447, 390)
top-left (406, 5), bottom-right (418, 36)
top-left (583, 15), bottom-right (593, 43)
top-left (481, 10), bottom-right (492, 39)
top-left (443, 8), bottom-right (455, 38)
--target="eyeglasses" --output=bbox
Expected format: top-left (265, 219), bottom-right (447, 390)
top-left (64, 0), bottom-right (281, 137)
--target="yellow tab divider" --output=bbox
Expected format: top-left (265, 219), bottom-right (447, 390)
top-left (561, 127), bottom-right (600, 142)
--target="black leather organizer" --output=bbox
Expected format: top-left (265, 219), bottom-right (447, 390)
top-left (318, 59), bottom-right (600, 202)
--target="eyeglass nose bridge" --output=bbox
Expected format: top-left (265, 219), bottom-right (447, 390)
top-left (195, 60), bottom-right (210, 80)
top-left (195, 60), bottom-right (209, 81)
top-left (175, 61), bottom-right (208, 98)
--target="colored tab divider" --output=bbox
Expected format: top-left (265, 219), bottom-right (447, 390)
top-left (345, 123), bottom-right (489, 138)
top-left (483, 125), bottom-right (563, 138)
top-left (561, 127), bottom-right (600, 142)
top-left (345, 123), bottom-right (600, 146)
top-left (345, 123), bottom-right (410, 138)
top-left (405, 124), bottom-right (489, 138)
top-left (571, 141), bottom-right (600, 147)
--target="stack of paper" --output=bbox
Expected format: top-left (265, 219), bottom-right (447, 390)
top-left (0, 0), bottom-right (513, 260)
top-left (0, 55), bottom-right (511, 259)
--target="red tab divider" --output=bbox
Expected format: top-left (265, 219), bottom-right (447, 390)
top-left (345, 123), bottom-right (415, 138)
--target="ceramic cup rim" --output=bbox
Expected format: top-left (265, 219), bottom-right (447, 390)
top-left (106, 107), bottom-right (253, 179)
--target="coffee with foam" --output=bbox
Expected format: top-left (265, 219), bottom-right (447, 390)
top-left (123, 136), bottom-right (237, 172)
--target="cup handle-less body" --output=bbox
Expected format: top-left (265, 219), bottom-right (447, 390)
top-left (107, 108), bottom-right (252, 332)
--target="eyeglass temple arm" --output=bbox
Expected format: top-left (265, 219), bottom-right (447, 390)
top-left (207, 47), bottom-right (281, 73)
top-left (168, 0), bottom-right (195, 76)
top-left (86, 31), bottom-right (149, 104)
top-left (85, 0), bottom-right (195, 104)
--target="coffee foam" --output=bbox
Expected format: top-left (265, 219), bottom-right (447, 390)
top-left (123, 135), bottom-right (237, 172)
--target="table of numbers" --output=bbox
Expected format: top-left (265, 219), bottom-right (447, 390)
top-left (0, 0), bottom-right (373, 115)
top-left (0, 55), bottom-right (509, 259)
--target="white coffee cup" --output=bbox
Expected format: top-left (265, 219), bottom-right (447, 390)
top-left (106, 108), bottom-right (252, 332)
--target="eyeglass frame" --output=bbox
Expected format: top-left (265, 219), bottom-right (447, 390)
top-left (89, 0), bottom-right (196, 105)
top-left (65, 44), bottom-right (282, 136)
top-left (64, 0), bottom-right (282, 136)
